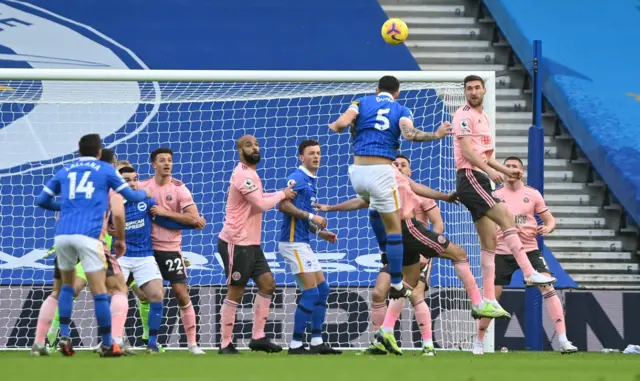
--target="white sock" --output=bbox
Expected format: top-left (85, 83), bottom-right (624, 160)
top-left (290, 340), bottom-right (303, 349)
top-left (391, 283), bottom-right (403, 291)
top-left (113, 336), bottom-right (123, 346)
top-left (558, 333), bottom-right (569, 345)
top-left (311, 337), bottom-right (323, 346)
top-left (382, 326), bottom-right (394, 334)
top-left (474, 339), bottom-right (484, 346)
top-left (423, 339), bottom-right (433, 348)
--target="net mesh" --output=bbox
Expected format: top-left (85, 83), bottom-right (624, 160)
top-left (0, 79), bottom-right (482, 350)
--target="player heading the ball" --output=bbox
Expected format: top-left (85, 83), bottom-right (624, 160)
top-left (328, 75), bottom-right (453, 302)
top-left (34, 134), bottom-right (150, 357)
top-left (452, 75), bottom-right (555, 308)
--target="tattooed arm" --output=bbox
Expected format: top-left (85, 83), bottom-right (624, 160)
top-left (399, 118), bottom-right (454, 142)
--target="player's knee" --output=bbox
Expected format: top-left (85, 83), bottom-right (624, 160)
top-left (449, 245), bottom-right (468, 263)
top-left (147, 290), bottom-right (163, 303)
top-left (372, 286), bottom-right (387, 304)
top-left (317, 281), bottom-right (330, 302)
top-left (537, 284), bottom-right (555, 293)
top-left (259, 280), bottom-right (276, 296)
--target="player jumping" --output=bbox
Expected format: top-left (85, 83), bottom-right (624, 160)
top-left (328, 75), bottom-right (454, 353)
top-left (452, 75), bottom-right (555, 313)
top-left (33, 134), bottom-right (150, 357)
top-left (473, 157), bottom-right (577, 355)
top-left (276, 140), bottom-right (342, 355)
top-left (314, 156), bottom-right (509, 355)
top-left (217, 135), bottom-right (296, 354)
top-left (140, 148), bottom-right (207, 355)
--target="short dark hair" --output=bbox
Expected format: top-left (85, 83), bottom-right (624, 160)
top-left (99, 148), bottom-right (116, 164)
top-left (119, 166), bottom-right (136, 175)
top-left (298, 140), bottom-right (320, 155)
top-left (78, 134), bottom-right (101, 157)
top-left (378, 75), bottom-right (400, 94)
top-left (150, 147), bottom-right (173, 162)
top-left (463, 75), bottom-right (485, 88)
top-left (395, 154), bottom-right (410, 164)
top-left (503, 156), bottom-right (524, 167)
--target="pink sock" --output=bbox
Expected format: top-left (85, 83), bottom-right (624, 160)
top-left (220, 299), bottom-right (238, 348)
top-left (477, 318), bottom-right (491, 341)
top-left (252, 292), bottom-right (271, 340)
top-left (382, 298), bottom-right (404, 330)
top-left (541, 287), bottom-right (566, 335)
top-left (371, 302), bottom-right (387, 332)
top-left (180, 302), bottom-right (197, 345)
top-left (454, 261), bottom-right (483, 305)
top-left (35, 295), bottom-right (58, 345)
top-left (503, 228), bottom-right (534, 277)
top-left (481, 250), bottom-right (496, 300)
top-left (412, 299), bottom-right (432, 340)
top-left (110, 292), bottom-right (128, 339)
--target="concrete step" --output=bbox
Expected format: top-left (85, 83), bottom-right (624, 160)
top-left (563, 262), bottom-right (640, 272)
top-left (410, 27), bottom-right (481, 40)
top-left (548, 205), bottom-right (601, 217)
top-left (572, 274), bottom-right (640, 283)
top-left (402, 16), bottom-right (476, 25)
top-left (543, 170), bottom-right (574, 181)
top-left (544, 193), bottom-right (590, 206)
top-left (496, 88), bottom-right (524, 98)
top-left (575, 284), bottom-right (640, 290)
top-left (405, 40), bottom-right (493, 52)
top-left (495, 135), bottom-right (551, 145)
top-left (553, 251), bottom-right (633, 261)
top-left (544, 183), bottom-right (587, 192)
top-left (555, 217), bottom-right (607, 229)
top-left (497, 145), bottom-right (557, 157)
top-left (496, 99), bottom-right (527, 111)
top-left (413, 51), bottom-right (495, 65)
top-left (497, 112), bottom-right (555, 123)
top-left (545, 239), bottom-right (622, 251)
top-left (496, 123), bottom-right (532, 134)
top-left (420, 64), bottom-right (507, 71)
top-left (382, 4), bottom-right (466, 17)
top-left (553, 228), bottom-right (616, 237)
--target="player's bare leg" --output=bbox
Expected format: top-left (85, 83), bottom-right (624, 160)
top-left (485, 205), bottom-right (555, 285)
top-left (172, 282), bottom-right (204, 354)
top-left (441, 242), bottom-right (511, 319)
top-left (359, 271), bottom-right (391, 355)
top-left (140, 279), bottom-right (165, 354)
top-left (248, 272), bottom-right (282, 353)
top-left (105, 273), bottom-right (135, 355)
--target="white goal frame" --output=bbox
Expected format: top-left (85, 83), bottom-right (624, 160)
top-left (0, 69), bottom-right (496, 352)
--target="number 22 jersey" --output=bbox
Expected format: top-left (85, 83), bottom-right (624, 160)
top-left (348, 92), bottom-right (413, 160)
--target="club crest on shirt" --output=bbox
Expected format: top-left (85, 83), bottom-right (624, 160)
top-left (244, 178), bottom-right (257, 191)
top-left (481, 135), bottom-right (491, 145)
top-left (232, 271), bottom-right (241, 281)
top-left (137, 202), bottom-right (147, 212)
top-left (287, 179), bottom-right (296, 188)
top-left (524, 197), bottom-right (529, 203)
top-left (166, 194), bottom-right (173, 201)
top-left (437, 235), bottom-right (446, 244)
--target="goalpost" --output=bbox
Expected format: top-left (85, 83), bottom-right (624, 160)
top-left (0, 69), bottom-right (495, 352)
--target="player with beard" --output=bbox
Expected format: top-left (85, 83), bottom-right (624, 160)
top-left (217, 135), bottom-right (296, 354)
top-left (139, 148), bottom-right (207, 355)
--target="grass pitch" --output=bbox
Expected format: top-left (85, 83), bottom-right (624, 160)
top-left (2, 350), bottom-right (638, 381)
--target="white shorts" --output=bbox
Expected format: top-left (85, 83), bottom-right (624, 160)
top-left (54, 234), bottom-right (106, 273)
top-left (278, 242), bottom-right (322, 275)
top-left (348, 164), bottom-right (400, 213)
top-left (117, 256), bottom-right (163, 287)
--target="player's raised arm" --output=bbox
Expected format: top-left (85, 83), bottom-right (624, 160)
top-left (106, 165), bottom-right (148, 202)
top-left (407, 177), bottom-right (456, 202)
top-left (313, 197), bottom-right (369, 212)
top-left (328, 100), bottom-right (359, 133)
top-left (399, 110), bottom-right (453, 142)
top-left (240, 174), bottom-right (296, 212)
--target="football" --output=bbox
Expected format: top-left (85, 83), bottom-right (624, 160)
top-left (381, 18), bottom-right (408, 45)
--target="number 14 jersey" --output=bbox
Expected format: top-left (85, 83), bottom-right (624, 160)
top-left (348, 92), bottom-right (413, 160)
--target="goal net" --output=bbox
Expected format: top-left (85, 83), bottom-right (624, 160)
top-left (0, 69), bottom-right (495, 351)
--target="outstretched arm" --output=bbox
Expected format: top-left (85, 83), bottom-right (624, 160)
top-left (407, 177), bottom-right (454, 202)
top-left (329, 109), bottom-right (358, 133)
top-left (314, 197), bottom-right (369, 212)
top-left (400, 118), bottom-right (453, 142)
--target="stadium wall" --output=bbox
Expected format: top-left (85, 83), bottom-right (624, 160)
top-left (1, 287), bottom-right (638, 351)
top-left (484, 0), bottom-right (640, 223)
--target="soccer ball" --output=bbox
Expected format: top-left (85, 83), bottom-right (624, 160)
top-left (381, 18), bottom-right (408, 45)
